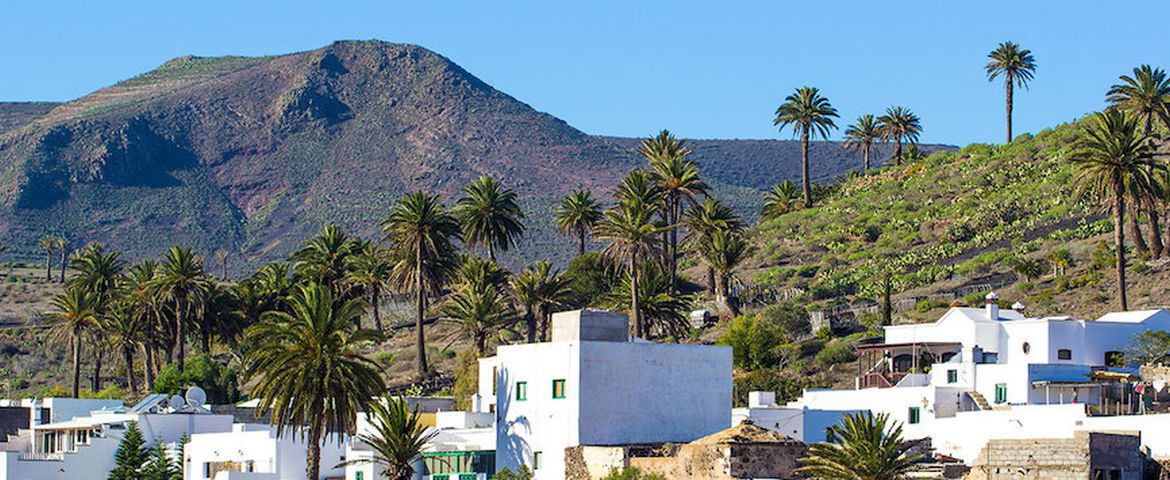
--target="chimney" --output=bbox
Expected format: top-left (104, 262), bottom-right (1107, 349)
top-left (985, 292), bottom-right (1000, 320)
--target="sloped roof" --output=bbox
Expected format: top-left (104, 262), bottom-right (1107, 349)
top-left (1096, 309), bottom-right (1168, 324)
top-left (690, 422), bottom-right (803, 446)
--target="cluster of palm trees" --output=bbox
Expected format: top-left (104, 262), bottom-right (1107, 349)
top-left (1073, 64), bottom-right (1170, 311)
top-left (37, 234), bottom-right (69, 283)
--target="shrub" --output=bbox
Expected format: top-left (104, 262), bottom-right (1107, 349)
top-left (732, 369), bottom-right (818, 407)
top-left (452, 349), bottom-right (479, 411)
top-left (563, 252), bottom-right (617, 308)
top-left (602, 467), bottom-right (667, 480)
top-left (1131, 262), bottom-right (1150, 274)
top-left (760, 303), bottom-right (811, 340)
top-left (719, 314), bottom-right (780, 370)
top-left (152, 354), bottom-right (240, 404)
top-left (816, 340), bottom-right (854, 366)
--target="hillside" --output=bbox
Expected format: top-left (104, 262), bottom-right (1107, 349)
top-left (0, 41), bottom-right (952, 273)
top-left (745, 120), bottom-right (1170, 321)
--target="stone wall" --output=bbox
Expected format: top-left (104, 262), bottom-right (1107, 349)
top-left (568, 442), bottom-right (806, 480)
top-left (966, 431), bottom-right (1142, 480)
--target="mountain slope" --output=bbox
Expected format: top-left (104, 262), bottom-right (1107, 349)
top-left (0, 40), bottom-right (944, 272)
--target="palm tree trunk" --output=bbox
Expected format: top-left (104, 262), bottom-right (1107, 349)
top-left (1148, 202), bottom-right (1164, 258)
top-left (176, 296), bottom-right (186, 372)
top-left (894, 138), bottom-right (903, 166)
top-left (669, 196), bottom-right (679, 291)
top-left (706, 267), bottom-right (715, 295)
top-left (863, 144), bottom-right (871, 174)
top-left (801, 129), bottom-right (812, 208)
top-left (1005, 78), bottom-right (1014, 143)
top-left (1130, 209), bottom-right (1149, 257)
top-left (371, 286), bottom-right (382, 331)
top-left (72, 336), bottom-right (82, 398)
top-left (630, 256), bottom-right (642, 338)
top-left (716, 273), bottom-right (738, 318)
top-left (488, 242), bottom-right (495, 262)
top-left (91, 348), bottom-right (102, 392)
top-left (415, 243), bottom-right (429, 378)
top-left (306, 423), bottom-right (322, 480)
top-left (58, 251), bottom-right (66, 283)
top-left (142, 344), bottom-right (155, 391)
top-left (123, 346), bottom-right (138, 395)
top-left (525, 305), bottom-right (536, 343)
top-left (1116, 193), bottom-right (1129, 311)
top-left (45, 253), bottom-right (52, 281)
top-left (577, 226), bottom-right (587, 256)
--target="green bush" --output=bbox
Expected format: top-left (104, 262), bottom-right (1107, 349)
top-left (732, 369), bottom-right (818, 407)
top-left (602, 467), bottom-right (667, 480)
top-left (760, 303), bottom-right (811, 340)
top-left (152, 354), bottom-right (240, 404)
top-left (816, 340), bottom-right (854, 366)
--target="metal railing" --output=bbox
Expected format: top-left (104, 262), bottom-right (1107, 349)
top-left (18, 452), bottom-right (64, 461)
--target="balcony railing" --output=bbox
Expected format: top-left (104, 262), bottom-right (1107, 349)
top-left (18, 452), bottom-right (65, 461)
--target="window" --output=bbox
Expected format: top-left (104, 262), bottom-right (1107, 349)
top-left (946, 369), bottom-right (958, 384)
top-left (1022, 342), bottom-right (1031, 354)
top-left (994, 383), bottom-right (1007, 404)
top-left (355, 472), bottom-right (364, 480)
top-left (1105, 351), bottom-right (1125, 367)
top-left (552, 379), bottom-right (566, 399)
top-left (516, 381), bottom-right (527, 401)
top-left (203, 463), bottom-right (212, 479)
top-left (908, 407), bottom-right (920, 424)
top-left (1058, 349), bottom-right (1072, 360)
top-left (492, 366), bottom-right (498, 395)
top-left (534, 451), bottom-right (542, 470)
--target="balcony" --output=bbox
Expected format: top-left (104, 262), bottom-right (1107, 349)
top-left (18, 452), bottom-right (65, 461)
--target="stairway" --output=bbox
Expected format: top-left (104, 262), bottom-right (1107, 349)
top-left (967, 391), bottom-right (992, 410)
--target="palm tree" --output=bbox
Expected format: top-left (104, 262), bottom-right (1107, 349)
top-left (774, 86), bottom-right (840, 208)
top-left (986, 41), bottom-right (1037, 143)
top-left (45, 287), bottom-right (99, 397)
top-left (214, 249), bottom-right (230, 279)
top-left (593, 200), bottom-right (664, 338)
top-left (152, 246), bottom-right (207, 372)
top-left (604, 263), bottom-right (691, 340)
top-left (1108, 65), bottom-right (1170, 257)
top-left (67, 243), bottom-right (125, 390)
top-left (877, 107), bottom-right (922, 165)
top-left (1071, 110), bottom-right (1162, 311)
top-left (55, 237), bottom-right (69, 283)
top-left (455, 176), bottom-right (525, 262)
top-left (761, 180), bottom-right (802, 221)
top-left (245, 283), bottom-right (384, 480)
top-left (125, 260), bottom-right (162, 390)
top-left (682, 198), bottom-right (743, 295)
top-left (554, 190), bottom-right (603, 256)
top-left (293, 224), bottom-right (355, 293)
top-left (346, 244), bottom-right (393, 330)
top-left (103, 305), bottom-right (144, 395)
top-left (510, 261), bottom-right (570, 342)
top-left (341, 397), bottom-right (438, 480)
top-left (797, 411), bottom-right (920, 480)
top-left (696, 230), bottom-right (752, 317)
top-left (641, 130), bottom-right (708, 287)
top-left (38, 235), bottom-right (57, 281)
top-left (442, 284), bottom-right (513, 356)
top-left (844, 115), bottom-right (881, 174)
top-left (382, 191), bottom-right (461, 378)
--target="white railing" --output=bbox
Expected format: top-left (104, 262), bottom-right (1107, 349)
top-left (18, 452), bottom-right (65, 461)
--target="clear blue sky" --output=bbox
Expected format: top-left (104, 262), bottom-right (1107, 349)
top-left (3, 1), bottom-right (1167, 145)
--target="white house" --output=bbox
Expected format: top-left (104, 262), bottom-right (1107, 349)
top-left (757, 294), bottom-right (1170, 463)
top-left (184, 424), bottom-right (348, 480)
top-left (478, 309), bottom-right (732, 480)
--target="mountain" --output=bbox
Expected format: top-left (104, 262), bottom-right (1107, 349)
top-left (0, 40), bottom-right (946, 272)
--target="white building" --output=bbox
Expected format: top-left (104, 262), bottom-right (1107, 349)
top-left (184, 424), bottom-right (348, 480)
top-left (754, 294), bottom-right (1170, 463)
top-left (478, 309), bottom-right (732, 480)
top-left (0, 394), bottom-right (233, 480)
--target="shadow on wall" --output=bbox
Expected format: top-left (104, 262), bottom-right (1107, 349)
top-left (497, 368), bottom-right (532, 471)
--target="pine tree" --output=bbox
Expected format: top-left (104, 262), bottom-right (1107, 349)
top-left (141, 441), bottom-right (181, 480)
top-left (108, 421), bottom-right (146, 480)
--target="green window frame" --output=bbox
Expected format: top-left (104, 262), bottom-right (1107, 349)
top-left (552, 379), bottom-right (566, 399)
top-left (516, 381), bottom-right (527, 401)
top-left (534, 451), bottom-right (542, 470)
top-left (355, 471), bottom-right (364, 480)
top-left (946, 369), bottom-right (958, 384)
top-left (994, 383), bottom-right (1007, 404)
top-left (908, 407), bottom-right (920, 424)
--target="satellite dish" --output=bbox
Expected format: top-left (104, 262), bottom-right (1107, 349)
top-left (168, 395), bottom-right (186, 411)
top-left (185, 386), bottom-right (207, 409)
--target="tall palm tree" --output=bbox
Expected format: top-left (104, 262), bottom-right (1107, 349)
top-left (125, 260), bottom-right (162, 390)
top-left (341, 397), bottom-right (438, 480)
top-left (682, 198), bottom-right (743, 295)
top-left (214, 249), bottom-right (230, 279)
top-left (382, 191), bottom-right (461, 378)
top-left (67, 243), bottom-right (125, 390)
top-left (696, 230), bottom-right (752, 317)
top-left (877, 107), bottom-right (922, 165)
top-left (604, 263), bottom-right (691, 340)
top-left (38, 235), bottom-right (57, 281)
top-left (774, 86), bottom-right (840, 207)
top-left (152, 246), bottom-right (207, 372)
top-left (986, 41), bottom-right (1037, 143)
top-left (510, 260), bottom-right (570, 342)
top-left (442, 284), bottom-right (512, 356)
top-left (245, 283), bottom-right (384, 480)
top-left (55, 237), bottom-right (69, 283)
top-left (641, 130), bottom-right (708, 287)
top-left (844, 115), bottom-right (881, 174)
top-left (293, 224), bottom-right (355, 293)
top-left (554, 190), bottom-right (604, 256)
top-left (797, 411), bottom-right (920, 480)
top-left (45, 287), bottom-right (99, 398)
top-left (345, 244), bottom-right (393, 331)
top-left (1071, 110), bottom-right (1161, 311)
top-left (1108, 65), bottom-right (1170, 258)
top-left (761, 180), bottom-right (802, 221)
top-left (593, 200), bottom-right (664, 338)
top-left (455, 176), bottom-right (525, 262)
top-left (103, 305), bottom-right (144, 395)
